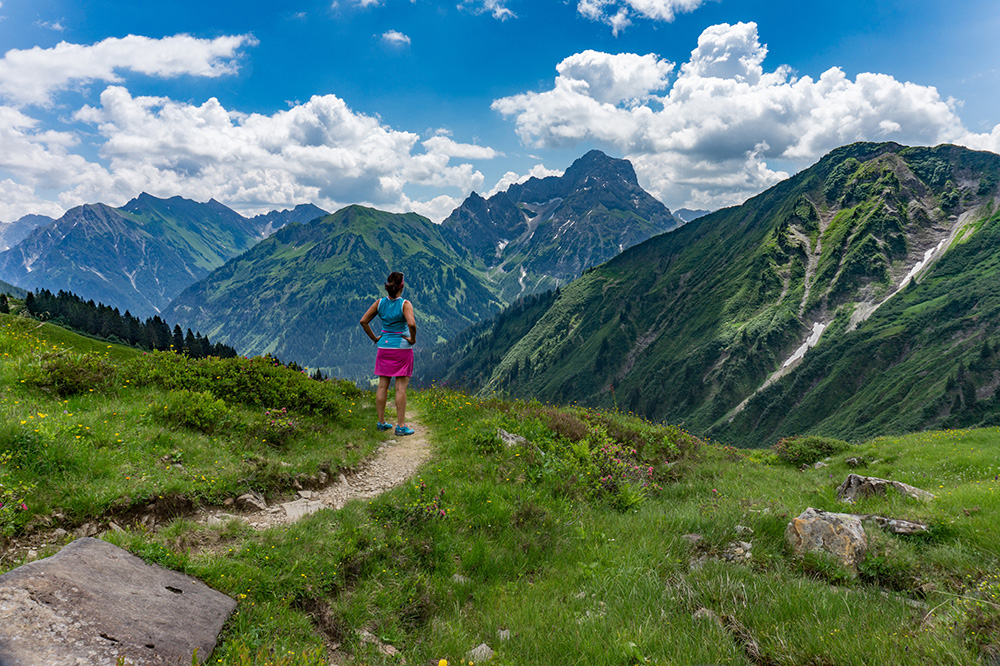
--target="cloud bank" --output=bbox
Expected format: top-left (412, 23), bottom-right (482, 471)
top-left (0, 33), bottom-right (493, 222)
top-left (494, 21), bottom-right (996, 209)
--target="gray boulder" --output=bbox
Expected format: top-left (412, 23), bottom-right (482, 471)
top-left (837, 474), bottom-right (934, 504)
top-left (785, 507), bottom-right (868, 568)
top-left (0, 537), bottom-right (236, 665)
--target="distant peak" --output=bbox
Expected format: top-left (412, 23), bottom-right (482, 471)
top-left (564, 150), bottom-right (638, 187)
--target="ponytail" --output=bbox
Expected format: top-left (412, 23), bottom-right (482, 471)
top-left (384, 271), bottom-right (404, 298)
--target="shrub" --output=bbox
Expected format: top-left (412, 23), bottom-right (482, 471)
top-left (123, 352), bottom-right (345, 419)
top-left (250, 407), bottom-right (300, 447)
top-left (26, 351), bottom-right (117, 397)
top-left (542, 409), bottom-right (588, 442)
top-left (588, 426), bottom-right (659, 509)
top-left (155, 389), bottom-right (230, 434)
top-left (771, 435), bottom-right (849, 466)
top-left (375, 481), bottom-right (447, 525)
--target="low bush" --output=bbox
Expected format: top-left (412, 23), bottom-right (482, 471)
top-left (123, 352), bottom-right (352, 419)
top-left (248, 407), bottom-right (300, 448)
top-left (469, 427), bottom-right (503, 454)
top-left (796, 551), bottom-right (854, 586)
top-left (26, 351), bottom-right (117, 397)
top-left (857, 552), bottom-right (920, 592)
top-left (155, 389), bottom-right (230, 434)
top-left (771, 435), bottom-right (849, 466)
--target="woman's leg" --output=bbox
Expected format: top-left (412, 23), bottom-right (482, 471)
top-left (376, 376), bottom-right (391, 423)
top-left (394, 375), bottom-right (409, 426)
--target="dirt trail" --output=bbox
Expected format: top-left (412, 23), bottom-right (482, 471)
top-left (204, 413), bottom-right (433, 530)
top-left (2, 415), bottom-right (433, 565)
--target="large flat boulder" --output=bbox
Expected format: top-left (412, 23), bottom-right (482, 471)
top-left (0, 537), bottom-right (236, 666)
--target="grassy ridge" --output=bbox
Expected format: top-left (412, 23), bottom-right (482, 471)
top-left (3, 313), bottom-right (1000, 664)
top-left (0, 312), bottom-right (378, 530)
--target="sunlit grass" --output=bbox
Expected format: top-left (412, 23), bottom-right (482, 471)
top-left (3, 312), bottom-right (1000, 665)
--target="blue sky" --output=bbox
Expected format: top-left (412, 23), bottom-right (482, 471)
top-left (0, 0), bottom-right (998, 223)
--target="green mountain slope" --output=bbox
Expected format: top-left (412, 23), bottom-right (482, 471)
top-left (720, 206), bottom-right (1000, 444)
top-left (442, 150), bottom-right (681, 301)
top-left (0, 278), bottom-right (25, 298)
top-left (164, 205), bottom-right (503, 379)
top-left (427, 142), bottom-right (1000, 445)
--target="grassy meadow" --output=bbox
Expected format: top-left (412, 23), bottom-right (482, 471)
top-left (2, 309), bottom-right (1000, 665)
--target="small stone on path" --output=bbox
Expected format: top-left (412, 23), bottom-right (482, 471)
top-left (281, 498), bottom-right (325, 520)
top-left (236, 491), bottom-right (267, 511)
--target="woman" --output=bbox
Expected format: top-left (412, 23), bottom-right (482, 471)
top-left (360, 271), bottom-right (417, 436)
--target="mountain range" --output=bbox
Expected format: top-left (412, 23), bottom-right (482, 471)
top-left (163, 205), bottom-right (504, 379)
top-left (162, 150), bottom-right (682, 377)
top-left (0, 196), bottom-right (326, 317)
top-left (423, 142), bottom-right (1000, 446)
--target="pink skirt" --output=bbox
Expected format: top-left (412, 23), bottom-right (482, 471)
top-left (375, 348), bottom-right (413, 377)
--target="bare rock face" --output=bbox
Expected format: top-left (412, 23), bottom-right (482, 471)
top-left (0, 537), bottom-right (236, 665)
top-left (785, 507), bottom-right (868, 568)
top-left (836, 474), bottom-right (935, 504)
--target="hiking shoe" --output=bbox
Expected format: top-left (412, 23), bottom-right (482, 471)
top-left (395, 425), bottom-right (415, 436)
top-left (376, 421), bottom-right (393, 431)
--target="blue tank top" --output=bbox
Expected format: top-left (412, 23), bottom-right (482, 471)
top-left (377, 297), bottom-right (412, 349)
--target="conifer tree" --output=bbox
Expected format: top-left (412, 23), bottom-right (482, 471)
top-left (0, 294), bottom-right (8, 314)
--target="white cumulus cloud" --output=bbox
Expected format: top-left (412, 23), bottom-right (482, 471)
top-left (459, 0), bottom-right (515, 20)
top-left (577, 0), bottom-right (708, 35)
top-left (0, 33), bottom-right (257, 106)
top-left (422, 134), bottom-right (500, 160)
top-left (494, 21), bottom-right (982, 209)
top-left (381, 30), bottom-right (411, 46)
top-left (35, 20), bottom-right (65, 32)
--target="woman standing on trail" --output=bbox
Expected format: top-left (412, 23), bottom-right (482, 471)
top-left (359, 271), bottom-right (417, 436)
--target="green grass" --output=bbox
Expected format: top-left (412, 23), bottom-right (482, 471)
top-left (3, 312), bottom-right (1000, 665)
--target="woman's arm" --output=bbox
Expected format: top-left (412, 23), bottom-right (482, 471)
top-left (359, 300), bottom-right (382, 343)
top-left (403, 300), bottom-right (416, 346)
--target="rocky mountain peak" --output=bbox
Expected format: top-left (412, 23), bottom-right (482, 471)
top-left (442, 150), bottom-right (681, 302)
